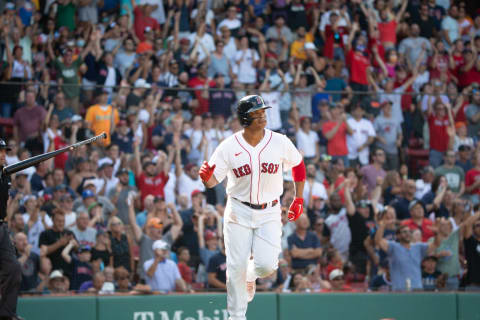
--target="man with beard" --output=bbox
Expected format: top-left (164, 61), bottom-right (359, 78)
top-left (0, 138), bottom-right (23, 319)
top-left (398, 24), bottom-right (431, 67)
top-left (323, 192), bottom-right (352, 261)
top-left (375, 215), bottom-right (442, 291)
top-left (108, 168), bottom-right (137, 224)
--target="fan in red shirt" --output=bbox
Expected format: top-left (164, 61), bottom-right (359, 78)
top-left (428, 41), bottom-right (452, 81)
top-left (376, 0), bottom-right (407, 48)
top-left (345, 23), bottom-right (371, 97)
top-left (188, 63), bottom-right (216, 115)
top-left (177, 247), bottom-right (194, 285)
top-left (401, 200), bottom-right (434, 242)
top-left (133, 140), bottom-right (171, 203)
top-left (450, 40), bottom-right (465, 83)
top-left (53, 134), bottom-right (69, 170)
top-left (323, 12), bottom-right (348, 60)
top-left (466, 153), bottom-right (480, 198)
top-left (427, 100), bottom-right (453, 154)
top-left (458, 48), bottom-right (480, 89)
top-left (134, 3), bottom-right (160, 42)
top-left (321, 104), bottom-right (352, 160)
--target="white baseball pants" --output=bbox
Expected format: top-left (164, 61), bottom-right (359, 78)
top-left (224, 200), bottom-right (282, 320)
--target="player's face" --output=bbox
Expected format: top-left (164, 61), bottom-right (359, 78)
top-left (248, 109), bottom-right (267, 129)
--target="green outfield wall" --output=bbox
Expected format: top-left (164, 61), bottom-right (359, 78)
top-left (17, 292), bottom-right (480, 320)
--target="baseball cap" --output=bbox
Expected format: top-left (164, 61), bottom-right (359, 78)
top-left (153, 195), bottom-right (165, 203)
top-left (87, 202), bottom-right (102, 213)
top-left (205, 230), bottom-right (217, 241)
top-left (116, 168), bottom-right (129, 177)
top-left (455, 122), bottom-right (466, 129)
top-left (184, 163), bottom-right (197, 171)
top-left (82, 189), bottom-right (95, 199)
top-left (0, 139), bottom-right (12, 151)
top-left (191, 189), bottom-right (203, 198)
top-left (458, 144), bottom-right (472, 152)
top-left (420, 166), bottom-right (434, 175)
top-left (78, 244), bottom-right (92, 253)
top-left (5, 2), bottom-right (15, 10)
top-left (380, 100), bottom-right (393, 108)
top-left (49, 270), bottom-right (65, 280)
top-left (61, 193), bottom-right (73, 201)
top-left (202, 112), bottom-right (213, 119)
top-left (134, 78), bottom-right (151, 89)
top-left (408, 199), bottom-right (423, 211)
top-left (423, 255), bottom-right (438, 262)
top-left (329, 269), bottom-right (344, 281)
top-left (180, 38), bottom-right (190, 45)
top-left (152, 239), bottom-right (169, 251)
top-left (320, 154), bottom-right (332, 162)
top-left (136, 42), bottom-right (153, 54)
top-left (71, 114), bottom-right (83, 122)
top-left (147, 217), bottom-right (163, 229)
top-left (304, 42), bottom-right (316, 50)
top-left (99, 282), bottom-right (115, 294)
top-left (23, 194), bottom-right (37, 204)
top-left (356, 199), bottom-right (371, 208)
top-left (83, 180), bottom-right (96, 189)
top-left (98, 158), bottom-right (114, 170)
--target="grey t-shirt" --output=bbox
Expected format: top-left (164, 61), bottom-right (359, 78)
top-left (138, 231), bottom-right (173, 279)
top-left (114, 50), bottom-right (137, 77)
top-left (465, 103), bottom-right (480, 139)
top-left (108, 186), bottom-right (137, 225)
top-left (387, 241), bottom-right (428, 291)
top-left (433, 229), bottom-right (460, 277)
top-left (374, 114), bottom-right (402, 154)
top-left (70, 226), bottom-right (97, 246)
top-left (77, 0), bottom-right (98, 24)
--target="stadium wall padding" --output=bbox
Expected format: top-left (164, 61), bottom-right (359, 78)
top-left (17, 292), bottom-right (480, 320)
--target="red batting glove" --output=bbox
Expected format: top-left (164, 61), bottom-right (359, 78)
top-left (288, 197), bottom-right (304, 221)
top-left (199, 161), bottom-right (216, 183)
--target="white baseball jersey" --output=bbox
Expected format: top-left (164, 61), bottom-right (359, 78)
top-left (209, 129), bottom-right (302, 205)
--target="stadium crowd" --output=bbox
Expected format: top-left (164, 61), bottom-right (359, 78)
top-left (1, 0), bottom-right (480, 295)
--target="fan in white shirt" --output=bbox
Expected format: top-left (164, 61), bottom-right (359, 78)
top-left (346, 105), bottom-right (376, 166)
top-left (303, 164), bottom-right (328, 208)
top-left (175, 160), bottom-right (205, 208)
top-left (295, 117), bottom-right (320, 162)
top-left (217, 6), bottom-right (242, 35)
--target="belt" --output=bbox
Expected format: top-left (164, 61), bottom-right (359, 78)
top-left (235, 198), bottom-right (278, 210)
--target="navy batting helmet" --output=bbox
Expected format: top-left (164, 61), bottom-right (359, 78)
top-left (0, 139), bottom-right (11, 151)
top-left (236, 95), bottom-right (271, 127)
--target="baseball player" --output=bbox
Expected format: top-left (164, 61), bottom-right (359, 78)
top-left (0, 139), bottom-right (22, 320)
top-left (199, 95), bottom-right (306, 320)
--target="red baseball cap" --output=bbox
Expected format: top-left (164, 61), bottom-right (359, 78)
top-left (191, 189), bottom-right (203, 198)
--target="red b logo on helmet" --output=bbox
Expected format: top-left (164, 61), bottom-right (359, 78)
top-left (256, 96), bottom-right (263, 105)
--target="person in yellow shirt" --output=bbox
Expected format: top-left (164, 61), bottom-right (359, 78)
top-left (85, 90), bottom-right (119, 146)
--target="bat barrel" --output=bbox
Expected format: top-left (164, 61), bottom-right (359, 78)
top-left (2, 132), bottom-right (107, 176)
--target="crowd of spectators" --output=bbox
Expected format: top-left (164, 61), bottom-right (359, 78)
top-left (1, 0), bottom-right (480, 295)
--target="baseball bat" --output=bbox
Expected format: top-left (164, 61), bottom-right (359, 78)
top-left (2, 132), bottom-right (107, 176)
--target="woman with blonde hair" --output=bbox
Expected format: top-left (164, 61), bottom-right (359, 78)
top-left (108, 216), bottom-right (134, 273)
